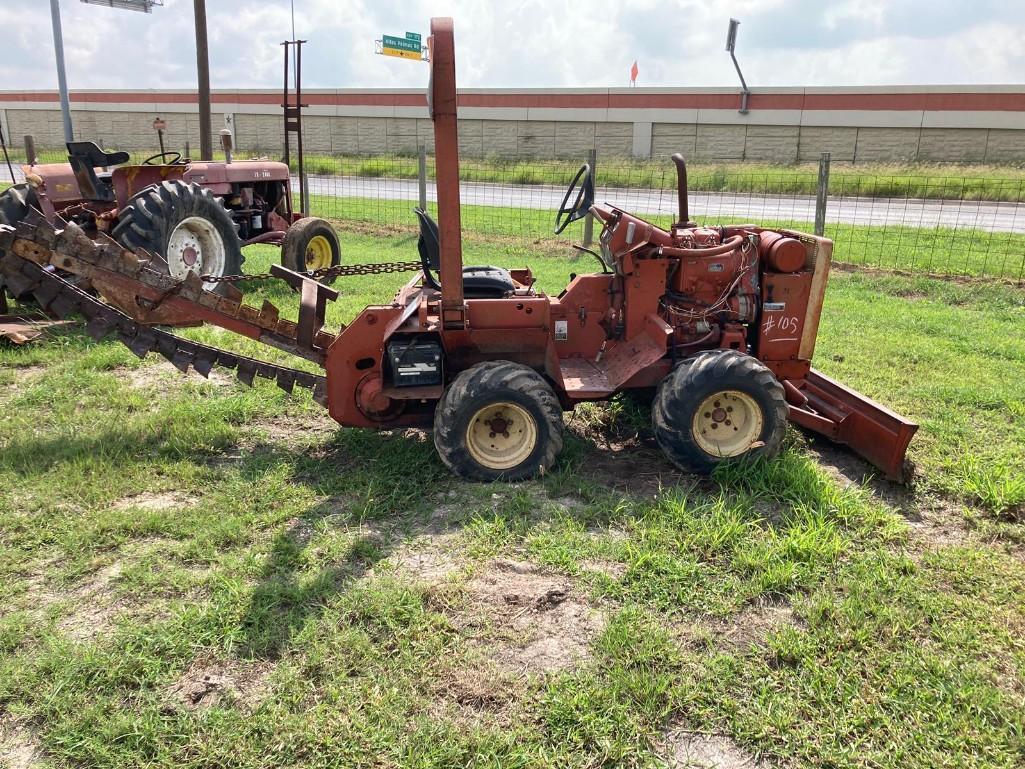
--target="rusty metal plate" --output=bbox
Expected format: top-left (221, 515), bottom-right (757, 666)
top-left (0, 314), bottom-right (76, 345)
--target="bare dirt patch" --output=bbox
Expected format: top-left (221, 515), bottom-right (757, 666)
top-left (117, 363), bottom-right (236, 393)
top-left (457, 559), bottom-right (604, 675)
top-left (578, 558), bottom-right (628, 579)
top-left (3, 365), bottom-right (46, 388)
top-left (714, 603), bottom-right (797, 651)
top-left (904, 495), bottom-right (977, 549)
top-left (0, 716), bottom-right (43, 769)
top-left (428, 659), bottom-right (523, 727)
top-left (661, 731), bottom-right (769, 768)
top-left (55, 562), bottom-right (125, 640)
top-left (388, 532), bottom-right (464, 586)
top-left (246, 413), bottom-right (337, 447)
top-left (164, 657), bottom-right (273, 712)
top-left (112, 491), bottom-right (198, 513)
top-left (576, 437), bottom-right (676, 499)
top-left (17, 560), bottom-right (135, 641)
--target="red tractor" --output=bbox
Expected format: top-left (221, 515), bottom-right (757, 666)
top-left (0, 17), bottom-right (917, 482)
top-left (0, 140), bottom-right (340, 322)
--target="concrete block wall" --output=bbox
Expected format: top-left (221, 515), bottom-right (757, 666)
top-left (7, 108), bottom-right (226, 154)
top-left (207, 114), bottom-right (633, 159)
top-left (2, 86), bottom-right (1023, 164)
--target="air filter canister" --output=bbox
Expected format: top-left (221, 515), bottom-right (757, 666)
top-left (758, 231), bottom-right (806, 273)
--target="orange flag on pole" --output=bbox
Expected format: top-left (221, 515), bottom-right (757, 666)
top-left (630, 60), bottom-right (639, 85)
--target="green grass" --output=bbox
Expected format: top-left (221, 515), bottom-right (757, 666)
top-left (2, 228), bottom-right (1023, 767)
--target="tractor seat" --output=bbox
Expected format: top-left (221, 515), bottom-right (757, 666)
top-left (414, 208), bottom-right (516, 298)
top-left (66, 141), bottom-right (130, 169)
top-left (65, 141), bottom-right (129, 204)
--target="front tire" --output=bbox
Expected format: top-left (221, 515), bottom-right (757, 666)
top-left (281, 217), bottom-right (341, 284)
top-left (652, 349), bottom-right (787, 473)
top-left (434, 361), bottom-right (564, 481)
top-left (111, 180), bottom-right (243, 292)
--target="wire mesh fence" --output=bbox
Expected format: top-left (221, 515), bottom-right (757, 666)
top-left (4, 143), bottom-right (1025, 283)
top-left (294, 154), bottom-right (1025, 282)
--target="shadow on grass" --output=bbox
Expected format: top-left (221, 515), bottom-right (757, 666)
top-left (228, 422), bottom-right (662, 660)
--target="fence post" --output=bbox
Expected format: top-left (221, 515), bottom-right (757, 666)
top-left (582, 148), bottom-right (597, 247)
top-left (24, 135), bottom-right (36, 165)
top-left (417, 144), bottom-right (428, 211)
top-left (814, 151), bottom-right (830, 237)
top-left (301, 171), bottom-right (310, 218)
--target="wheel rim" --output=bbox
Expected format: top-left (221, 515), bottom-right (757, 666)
top-left (305, 234), bottom-right (333, 271)
top-left (166, 216), bottom-right (226, 290)
top-left (465, 402), bottom-right (537, 471)
top-left (691, 390), bottom-right (764, 458)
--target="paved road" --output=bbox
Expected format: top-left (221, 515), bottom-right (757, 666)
top-left (300, 175), bottom-right (1025, 234)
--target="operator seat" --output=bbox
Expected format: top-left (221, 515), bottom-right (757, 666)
top-left (414, 208), bottom-right (517, 299)
top-left (66, 141), bottom-right (130, 203)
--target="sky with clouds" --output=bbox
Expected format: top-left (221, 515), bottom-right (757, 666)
top-left (2, 0), bottom-right (1022, 91)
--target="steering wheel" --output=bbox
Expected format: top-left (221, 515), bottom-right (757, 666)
top-left (554, 163), bottom-right (595, 235)
top-left (142, 151), bottom-right (184, 166)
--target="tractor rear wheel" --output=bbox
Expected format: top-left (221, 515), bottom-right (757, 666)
top-left (281, 217), bottom-right (341, 284)
top-left (111, 180), bottom-right (243, 292)
top-left (434, 361), bottom-right (564, 481)
top-left (652, 349), bottom-right (787, 473)
top-left (0, 184), bottom-right (41, 305)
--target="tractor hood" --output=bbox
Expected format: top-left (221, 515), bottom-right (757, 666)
top-left (181, 161), bottom-right (291, 195)
top-left (23, 159), bottom-right (290, 205)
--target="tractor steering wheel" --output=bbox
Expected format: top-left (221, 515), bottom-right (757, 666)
top-left (142, 151), bottom-right (184, 166)
top-left (554, 163), bottom-right (594, 235)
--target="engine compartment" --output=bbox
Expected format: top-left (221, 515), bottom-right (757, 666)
top-left (590, 205), bottom-right (827, 369)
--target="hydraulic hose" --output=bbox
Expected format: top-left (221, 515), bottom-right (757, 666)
top-left (659, 234), bottom-right (746, 259)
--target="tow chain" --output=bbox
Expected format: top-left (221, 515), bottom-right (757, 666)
top-left (201, 260), bottom-right (424, 284)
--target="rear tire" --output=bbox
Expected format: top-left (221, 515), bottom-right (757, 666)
top-left (111, 180), bottom-right (243, 293)
top-left (281, 217), bottom-right (341, 284)
top-left (652, 349), bottom-right (787, 473)
top-left (434, 361), bottom-right (564, 481)
top-left (0, 184), bottom-right (39, 304)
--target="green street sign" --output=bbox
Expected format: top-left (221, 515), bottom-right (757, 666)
top-left (405, 31), bottom-right (421, 42)
top-left (382, 34), bottom-right (421, 52)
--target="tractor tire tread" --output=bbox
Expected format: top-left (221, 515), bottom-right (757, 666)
top-left (0, 184), bottom-right (40, 299)
top-left (111, 180), bottom-right (244, 289)
top-left (652, 349), bottom-right (787, 473)
top-left (281, 217), bottom-right (341, 282)
top-left (434, 360), bottom-right (564, 481)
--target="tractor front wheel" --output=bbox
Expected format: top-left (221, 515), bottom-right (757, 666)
top-left (652, 349), bottom-right (787, 473)
top-left (111, 180), bottom-right (243, 292)
top-left (434, 361), bottom-right (564, 481)
top-left (281, 217), bottom-right (341, 283)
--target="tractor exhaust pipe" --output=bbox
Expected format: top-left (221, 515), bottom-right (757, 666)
top-left (219, 129), bottom-right (233, 164)
top-left (671, 153), bottom-right (693, 227)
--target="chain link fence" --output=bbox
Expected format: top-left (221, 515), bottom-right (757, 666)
top-left (5, 140), bottom-right (1025, 283)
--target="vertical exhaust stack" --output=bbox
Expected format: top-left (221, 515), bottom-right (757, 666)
top-left (670, 153), bottom-right (694, 227)
top-left (219, 129), bottom-right (233, 164)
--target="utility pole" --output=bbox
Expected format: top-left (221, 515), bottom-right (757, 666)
top-left (49, 0), bottom-right (74, 143)
top-left (193, 0), bottom-right (212, 160)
